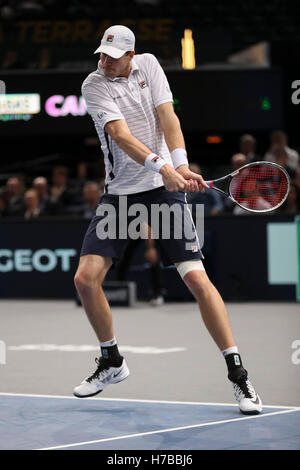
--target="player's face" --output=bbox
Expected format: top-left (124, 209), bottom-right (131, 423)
top-left (100, 52), bottom-right (133, 78)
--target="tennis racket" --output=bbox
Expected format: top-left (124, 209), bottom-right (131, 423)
top-left (204, 161), bottom-right (290, 213)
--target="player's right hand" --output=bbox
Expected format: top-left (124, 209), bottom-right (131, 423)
top-left (159, 164), bottom-right (188, 192)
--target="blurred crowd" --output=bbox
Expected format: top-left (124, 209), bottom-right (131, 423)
top-left (0, 130), bottom-right (299, 220)
top-left (0, 162), bottom-right (105, 220)
top-left (187, 130), bottom-right (300, 216)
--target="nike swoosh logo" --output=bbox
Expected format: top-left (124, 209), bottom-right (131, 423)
top-left (99, 369), bottom-right (123, 384)
top-left (113, 370), bottom-right (122, 378)
top-left (251, 396), bottom-right (260, 404)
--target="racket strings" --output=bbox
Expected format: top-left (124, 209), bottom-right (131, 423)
top-left (230, 165), bottom-right (288, 211)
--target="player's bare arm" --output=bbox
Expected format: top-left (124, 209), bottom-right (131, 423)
top-left (105, 119), bottom-right (189, 192)
top-left (156, 102), bottom-right (209, 192)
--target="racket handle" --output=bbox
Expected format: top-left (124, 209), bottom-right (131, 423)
top-left (205, 180), bottom-right (213, 188)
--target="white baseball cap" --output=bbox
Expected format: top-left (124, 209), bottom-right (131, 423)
top-left (94, 25), bottom-right (135, 59)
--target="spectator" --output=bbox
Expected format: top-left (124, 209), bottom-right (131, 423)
top-left (239, 134), bottom-right (260, 163)
top-left (233, 179), bottom-right (272, 216)
top-left (51, 166), bottom-right (68, 195)
top-left (4, 176), bottom-right (24, 216)
top-left (187, 163), bottom-right (224, 216)
top-left (32, 176), bottom-right (49, 213)
top-left (264, 130), bottom-right (299, 171)
top-left (144, 236), bottom-right (165, 306)
top-left (49, 166), bottom-right (74, 213)
top-left (13, 173), bottom-right (26, 196)
top-left (223, 154), bottom-right (247, 213)
top-left (270, 145), bottom-right (296, 179)
top-left (293, 174), bottom-right (300, 210)
top-left (278, 183), bottom-right (299, 215)
top-left (66, 163), bottom-right (90, 214)
top-left (23, 189), bottom-right (41, 219)
top-left (81, 181), bottom-right (103, 219)
top-left (32, 176), bottom-right (61, 215)
top-left (77, 161), bottom-right (88, 185)
top-left (71, 161), bottom-right (89, 193)
top-left (293, 166), bottom-right (300, 194)
top-left (116, 227), bottom-right (165, 307)
top-left (231, 153), bottom-right (247, 171)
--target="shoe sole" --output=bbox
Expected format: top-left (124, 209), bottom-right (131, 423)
top-left (73, 369), bottom-right (130, 399)
top-left (240, 409), bottom-right (262, 415)
top-left (73, 389), bottom-right (103, 398)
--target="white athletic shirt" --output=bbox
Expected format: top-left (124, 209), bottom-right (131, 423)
top-left (82, 53), bottom-right (174, 195)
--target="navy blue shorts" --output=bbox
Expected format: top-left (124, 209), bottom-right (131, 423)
top-left (80, 186), bottom-right (203, 266)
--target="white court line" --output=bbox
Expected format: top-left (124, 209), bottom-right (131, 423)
top-left (36, 409), bottom-right (299, 451)
top-left (0, 392), bottom-right (299, 410)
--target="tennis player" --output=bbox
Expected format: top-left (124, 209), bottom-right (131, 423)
top-left (73, 25), bottom-right (262, 415)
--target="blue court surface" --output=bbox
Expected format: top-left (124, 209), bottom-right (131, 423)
top-left (0, 393), bottom-right (299, 450)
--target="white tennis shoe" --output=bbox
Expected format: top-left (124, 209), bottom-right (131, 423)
top-left (73, 357), bottom-right (129, 398)
top-left (230, 371), bottom-right (263, 415)
top-left (150, 295), bottom-right (164, 307)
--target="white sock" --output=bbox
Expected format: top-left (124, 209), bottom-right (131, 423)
top-left (222, 346), bottom-right (239, 357)
top-left (100, 337), bottom-right (117, 347)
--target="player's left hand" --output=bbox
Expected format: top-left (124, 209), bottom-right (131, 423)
top-left (145, 247), bottom-right (158, 264)
top-left (176, 165), bottom-right (209, 192)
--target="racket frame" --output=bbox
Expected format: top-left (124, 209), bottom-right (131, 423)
top-left (205, 161), bottom-right (291, 213)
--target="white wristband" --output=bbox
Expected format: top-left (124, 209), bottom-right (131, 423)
top-left (145, 153), bottom-right (167, 173)
top-left (171, 148), bottom-right (188, 169)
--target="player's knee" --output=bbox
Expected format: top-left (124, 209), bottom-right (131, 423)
top-left (186, 272), bottom-right (211, 297)
top-left (185, 271), bottom-right (213, 300)
top-left (74, 269), bottom-right (96, 292)
top-left (176, 260), bottom-right (210, 297)
top-left (74, 271), bottom-right (86, 292)
top-left (74, 257), bottom-right (110, 292)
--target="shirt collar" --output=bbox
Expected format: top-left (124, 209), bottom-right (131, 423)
top-left (131, 59), bottom-right (139, 74)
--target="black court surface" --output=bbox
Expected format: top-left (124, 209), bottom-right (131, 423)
top-left (0, 300), bottom-right (299, 450)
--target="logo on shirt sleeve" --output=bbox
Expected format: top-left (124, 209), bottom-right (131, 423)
top-left (107, 35), bottom-right (114, 42)
top-left (97, 111), bottom-right (107, 120)
top-left (139, 80), bottom-right (148, 89)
